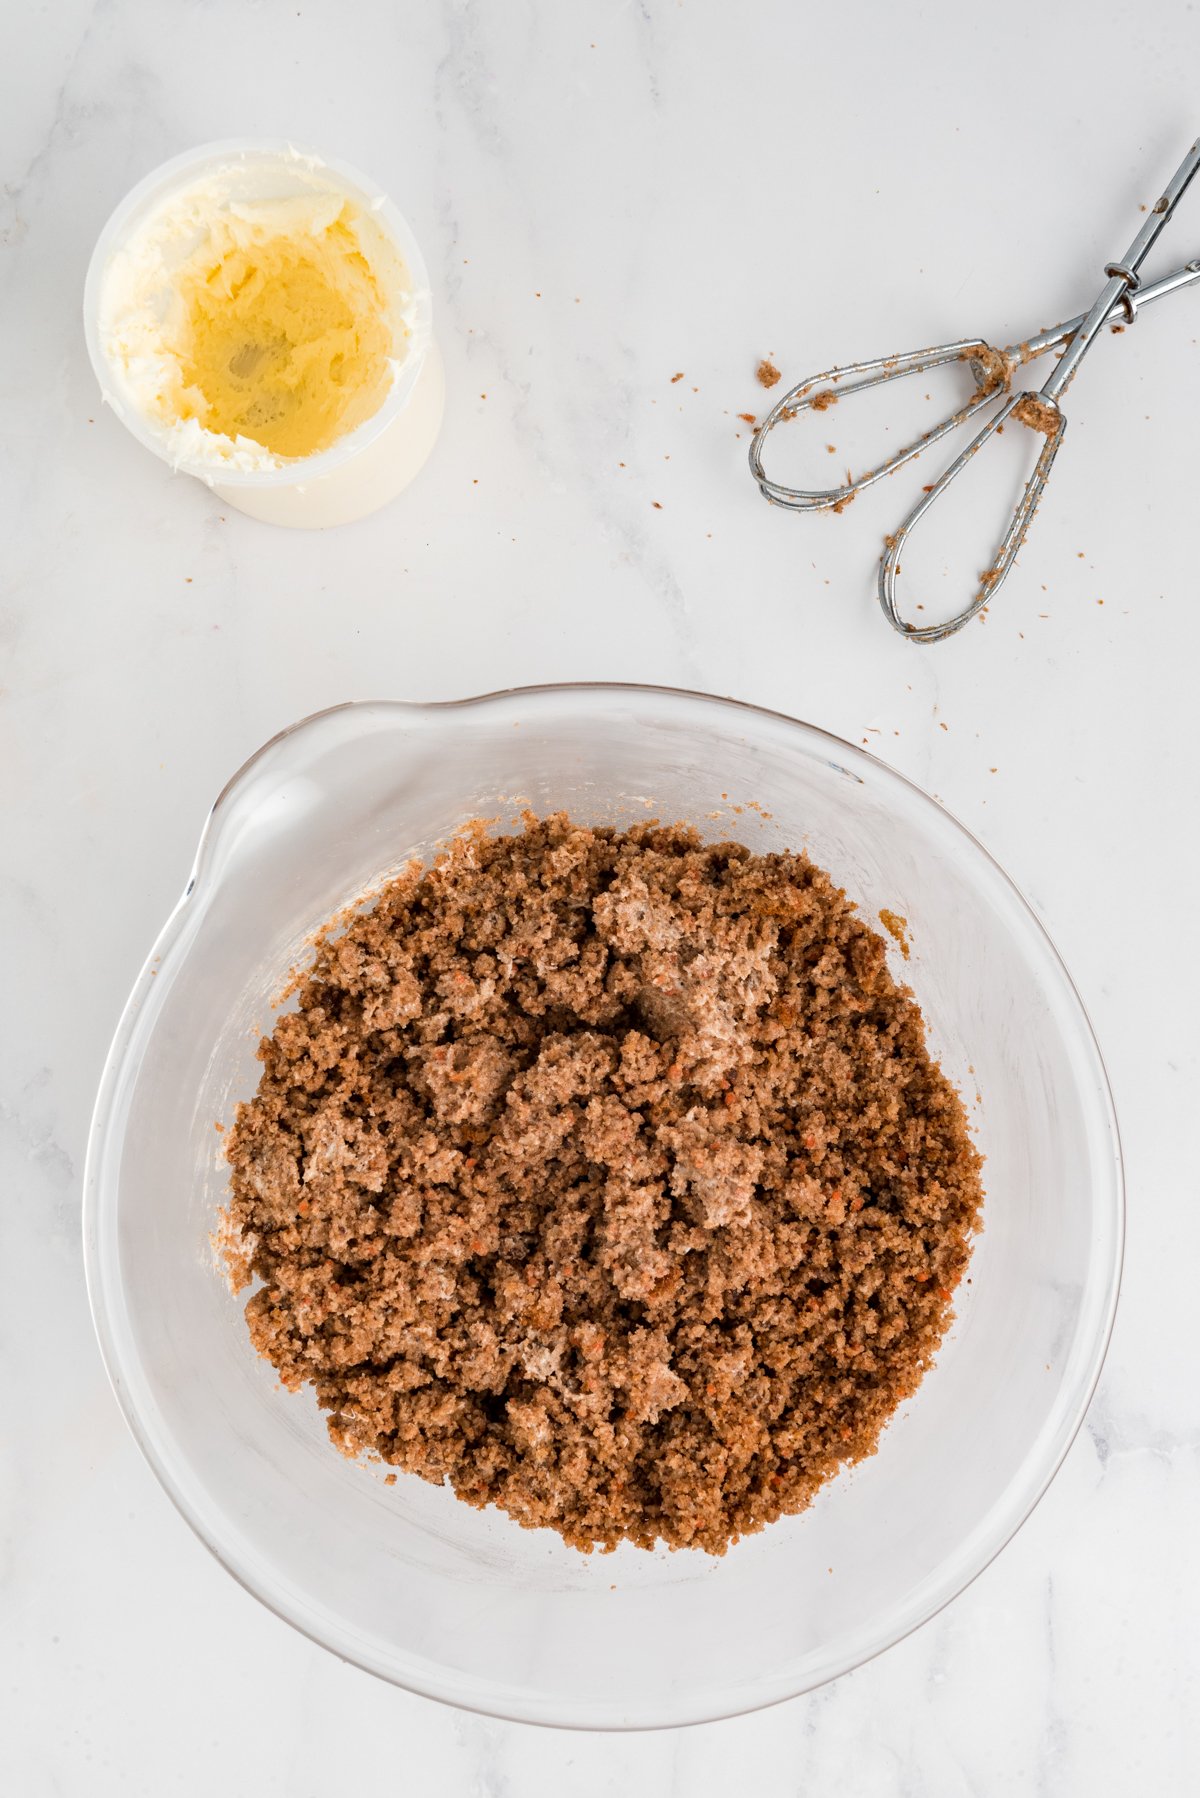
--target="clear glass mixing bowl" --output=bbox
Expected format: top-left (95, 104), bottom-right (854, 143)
top-left (83, 686), bottom-right (1122, 1729)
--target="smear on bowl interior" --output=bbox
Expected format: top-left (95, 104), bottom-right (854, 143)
top-left (220, 814), bottom-right (982, 1554)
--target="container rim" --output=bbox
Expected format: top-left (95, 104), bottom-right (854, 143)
top-left (81, 137), bottom-right (434, 488)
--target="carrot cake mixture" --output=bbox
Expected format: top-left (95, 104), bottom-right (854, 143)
top-left (223, 814), bottom-right (982, 1554)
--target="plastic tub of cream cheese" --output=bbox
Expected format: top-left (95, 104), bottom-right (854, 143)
top-left (84, 140), bottom-right (444, 528)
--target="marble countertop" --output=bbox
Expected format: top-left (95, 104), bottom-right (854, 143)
top-left (4, 0), bottom-right (1199, 1790)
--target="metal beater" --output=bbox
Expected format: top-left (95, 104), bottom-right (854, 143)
top-left (749, 140), bottom-right (1200, 642)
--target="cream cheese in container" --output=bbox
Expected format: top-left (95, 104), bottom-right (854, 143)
top-left (84, 140), bottom-right (443, 528)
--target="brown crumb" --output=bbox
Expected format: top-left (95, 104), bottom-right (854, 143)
top-left (966, 346), bottom-right (1011, 397)
top-left (756, 359), bottom-right (782, 389)
top-left (738, 412), bottom-right (757, 425)
top-left (671, 372), bottom-right (684, 383)
top-left (1012, 393), bottom-right (1063, 437)
top-left (652, 501), bottom-right (663, 509)
top-left (878, 909), bottom-right (911, 960)
top-left (809, 388), bottom-right (838, 412)
top-left (223, 816), bottom-right (982, 1556)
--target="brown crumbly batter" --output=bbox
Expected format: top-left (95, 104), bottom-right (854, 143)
top-left (966, 345), bottom-right (1012, 397)
top-left (756, 358), bottom-right (782, 389)
top-left (224, 815), bottom-right (982, 1554)
top-left (878, 909), bottom-right (911, 961)
top-left (1012, 392), bottom-right (1063, 437)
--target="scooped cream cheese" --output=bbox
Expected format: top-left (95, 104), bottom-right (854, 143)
top-left (96, 161), bottom-right (416, 468)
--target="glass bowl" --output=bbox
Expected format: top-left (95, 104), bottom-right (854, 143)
top-left (83, 685), bottom-right (1122, 1729)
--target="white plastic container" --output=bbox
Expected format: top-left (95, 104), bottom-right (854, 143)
top-left (83, 140), bottom-right (444, 528)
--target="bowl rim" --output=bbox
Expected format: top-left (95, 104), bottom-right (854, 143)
top-left (82, 682), bottom-right (1125, 1730)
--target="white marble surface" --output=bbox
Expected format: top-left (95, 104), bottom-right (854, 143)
top-left (3, 0), bottom-right (1199, 1788)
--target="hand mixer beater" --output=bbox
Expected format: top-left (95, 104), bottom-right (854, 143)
top-left (749, 139), bottom-right (1200, 642)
